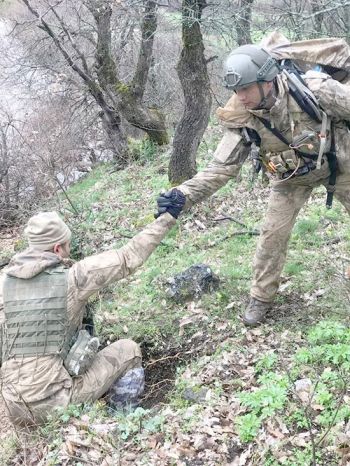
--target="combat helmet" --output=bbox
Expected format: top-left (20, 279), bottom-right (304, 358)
top-left (223, 45), bottom-right (280, 91)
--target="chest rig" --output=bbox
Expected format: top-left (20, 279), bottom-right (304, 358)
top-left (244, 66), bottom-right (337, 208)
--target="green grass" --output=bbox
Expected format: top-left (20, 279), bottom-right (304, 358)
top-left (51, 149), bottom-right (350, 347)
top-left (4, 127), bottom-right (350, 464)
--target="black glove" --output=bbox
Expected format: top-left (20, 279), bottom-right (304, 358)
top-left (155, 188), bottom-right (186, 219)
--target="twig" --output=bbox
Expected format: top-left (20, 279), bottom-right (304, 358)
top-left (212, 216), bottom-right (251, 229)
top-left (117, 234), bottom-right (133, 239)
top-left (285, 368), bottom-right (318, 466)
top-left (316, 376), bottom-right (348, 447)
top-left (66, 455), bottom-right (94, 464)
top-left (206, 230), bottom-right (260, 249)
top-left (142, 379), bottom-right (175, 399)
top-left (55, 176), bottom-right (80, 217)
top-left (145, 352), bottom-right (182, 368)
top-left (146, 379), bottom-right (174, 390)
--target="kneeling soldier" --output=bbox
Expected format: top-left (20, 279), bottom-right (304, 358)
top-left (0, 190), bottom-right (185, 425)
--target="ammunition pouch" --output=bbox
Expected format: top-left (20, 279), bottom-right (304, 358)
top-left (264, 149), bottom-right (305, 173)
top-left (63, 329), bottom-right (99, 377)
top-left (263, 149), bottom-right (321, 179)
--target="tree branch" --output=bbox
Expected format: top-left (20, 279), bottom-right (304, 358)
top-left (132, 0), bottom-right (158, 100)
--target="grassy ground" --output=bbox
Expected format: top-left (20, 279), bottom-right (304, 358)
top-left (2, 129), bottom-right (350, 465)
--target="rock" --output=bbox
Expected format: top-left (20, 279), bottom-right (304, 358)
top-left (0, 257), bottom-right (10, 268)
top-left (166, 264), bottom-right (220, 303)
top-left (182, 387), bottom-right (209, 403)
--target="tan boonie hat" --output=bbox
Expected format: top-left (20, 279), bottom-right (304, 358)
top-left (25, 211), bottom-right (71, 251)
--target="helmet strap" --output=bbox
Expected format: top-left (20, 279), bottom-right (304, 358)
top-left (255, 81), bottom-right (275, 110)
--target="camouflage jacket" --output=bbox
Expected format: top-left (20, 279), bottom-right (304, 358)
top-left (178, 72), bottom-right (350, 206)
top-left (0, 213), bottom-right (175, 403)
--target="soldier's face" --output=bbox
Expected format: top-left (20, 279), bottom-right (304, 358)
top-left (236, 82), bottom-right (273, 109)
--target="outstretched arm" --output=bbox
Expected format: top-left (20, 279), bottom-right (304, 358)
top-left (70, 213), bottom-right (176, 302)
top-left (176, 128), bottom-right (250, 208)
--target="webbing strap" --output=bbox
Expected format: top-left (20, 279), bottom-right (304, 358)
top-left (9, 346), bottom-right (60, 356)
top-left (256, 115), bottom-right (337, 208)
top-left (256, 116), bottom-right (318, 160)
top-left (6, 323), bottom-right (65, 334)
top-left (326, 122), bottom-right (337, 209)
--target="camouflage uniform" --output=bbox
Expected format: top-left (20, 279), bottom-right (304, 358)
top-left (177, 71), bottom-right (350, 303)
top-left (0, 213), bottom-right (176, 425)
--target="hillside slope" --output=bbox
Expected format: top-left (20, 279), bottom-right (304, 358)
top-left (1, 134), bottom-right (350, 465)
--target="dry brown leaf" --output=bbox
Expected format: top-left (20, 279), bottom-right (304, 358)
top-left (101, 456), bottom-right (114, 466)
top-left (194, 219), bottom-right (206, 230)
top-left (311, 403), bottom-right (325, 411)
top-left (179, 314), bottom-right (203, 336)
top-left (291, 432), bottom-right (310, 447)
top-left (266, 420), bottom-right (286, 439)
top-left (294, 378), bottom-right (312, 404)
top-left (101, 312), bottom-right (119, 325)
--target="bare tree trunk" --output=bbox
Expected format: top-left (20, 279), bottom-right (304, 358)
top-left (88, 0), bottom-right (169, 145)
top-left (22, 0), bottom-right (129, 165)
top-left (168, 0), bottom-right (212, 185)
top-left (310, 0), bottom-right (325, 37)
top-left (235, 0), bottom-right (254, 45)
top-left (0, 126), bottom-right (10, 209)
top-left (22, 0), bottom-right (168, 167)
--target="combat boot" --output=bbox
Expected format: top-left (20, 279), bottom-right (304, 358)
top-left (243, 297), bottom-right (271, 326)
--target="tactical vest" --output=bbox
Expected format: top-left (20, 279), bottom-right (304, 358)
top-left (218, 73), bottom-right (331, 158)
top-left (249, 82), bottom-right (331, 159)
top-left (2, 266), bottom-right (73, 362)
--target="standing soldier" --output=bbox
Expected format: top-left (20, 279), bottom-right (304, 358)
top-left (157, 43), bottom-right (350, 326)
top-left (0, 190), bottom-right (185, 425)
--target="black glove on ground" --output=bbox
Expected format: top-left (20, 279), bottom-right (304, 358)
top-left (155, 188), bottom-right (186, 219)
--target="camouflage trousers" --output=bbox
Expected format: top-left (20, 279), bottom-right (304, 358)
top-left (251, 161), bottom-right (350, 302)
top-left (4, 339), bottom-right (142, 425)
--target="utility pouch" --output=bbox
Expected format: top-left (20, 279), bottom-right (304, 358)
top-left (281, 149), bottom-right (301, 170)
top-left (266, 149), bottom-right (305, 174)
top-left (269, 153), bottom-right (289, 173)
top-left (63, 329), bottom-right (99, 377)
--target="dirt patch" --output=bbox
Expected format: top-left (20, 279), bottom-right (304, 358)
top-left (140, 327), bottom-right (236, 408)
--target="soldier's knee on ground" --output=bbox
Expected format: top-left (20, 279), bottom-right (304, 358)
top-left (107, 366), bottom-right (145, 411)
top-left (109, 338), bottom-right (142, 368)
top-left (104, 340), bottom-right (144, 411)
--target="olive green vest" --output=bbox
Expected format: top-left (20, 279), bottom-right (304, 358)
top-left (2, 266), bottom-right (72, 362)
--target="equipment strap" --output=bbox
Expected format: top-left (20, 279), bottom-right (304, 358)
top-left (325, 122), bottom-right (337, 209)
top-left (255, 116), bottom-right (318, 160)
top-left (256, 115), bottom-right (337, 208)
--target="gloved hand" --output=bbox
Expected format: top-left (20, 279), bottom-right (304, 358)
top-left (155, 188), bottom-right (186, 219)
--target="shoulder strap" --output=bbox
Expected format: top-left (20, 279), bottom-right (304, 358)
top-left (279, 62), bottom-right (322, 123)
top-left (256, 115), bottom-right (337, 208)
top-left (255, 115), bottom-right (318, 160)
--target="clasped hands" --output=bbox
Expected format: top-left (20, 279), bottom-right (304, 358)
top-left (155, 188), bottom-right (186, 219)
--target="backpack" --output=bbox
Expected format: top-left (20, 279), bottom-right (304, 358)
top-left (255, 32), bottom-right (350, 207)
top-left (262, 31), bottom-right (350, 83)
